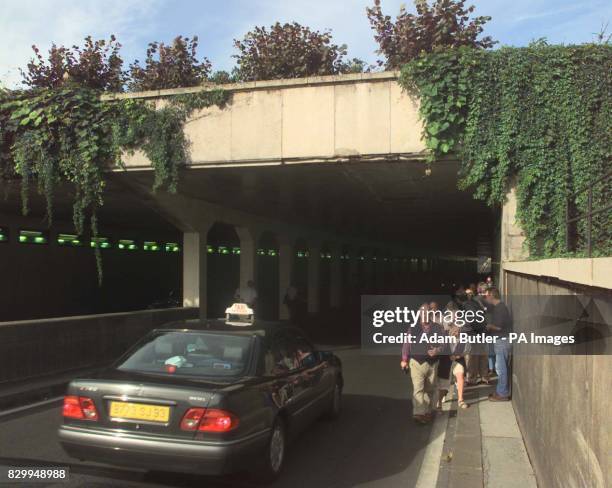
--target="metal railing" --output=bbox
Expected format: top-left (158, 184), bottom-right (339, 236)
top-left (566, 170), bottom-right (612, 257)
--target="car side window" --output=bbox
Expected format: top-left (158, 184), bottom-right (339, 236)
top-left (293, 336), bottom-right (317, 369)
top-left (264, 330), bottom-right (301, 376)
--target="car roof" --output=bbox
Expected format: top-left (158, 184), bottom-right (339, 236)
top-left (152, 318), bottom-right (291, 338)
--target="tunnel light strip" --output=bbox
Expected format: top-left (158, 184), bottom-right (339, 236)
top-left (91, 237), bottom-right (111, 249)
top-left (118, 239), bottom-right (138, 251)
top-left (19, 230), bottom-right (47, 245)
top-left (143, 241), bottom-right (160, 251)
top-left (57, 233), bottom-right (82, 247)
top-left (165, 242), bottom-right (180, 252)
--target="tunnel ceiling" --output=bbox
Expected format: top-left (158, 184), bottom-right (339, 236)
top-left (0, 177), bottom-right (180, 236)
top-left (126, 160), bottom-right (496, 256)
top-left (0, 160), bottom-right (496, 255)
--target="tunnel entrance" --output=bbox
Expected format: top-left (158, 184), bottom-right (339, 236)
top-left (120, 159), bottom-right (498, 332)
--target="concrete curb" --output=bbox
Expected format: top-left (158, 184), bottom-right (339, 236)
top-left (436, 382), bottom-right (537, 488)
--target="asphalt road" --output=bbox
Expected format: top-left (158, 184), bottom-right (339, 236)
top-left (0, 349), bottom-right (433, 488)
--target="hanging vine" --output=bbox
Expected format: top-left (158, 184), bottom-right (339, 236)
top-left (0, 84), bottom-right (230, 282)
top-left (399, 43), bottom-right (612, 257)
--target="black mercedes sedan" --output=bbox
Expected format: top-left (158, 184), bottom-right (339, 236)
top-left (58, 321), bottom-right (343, 483)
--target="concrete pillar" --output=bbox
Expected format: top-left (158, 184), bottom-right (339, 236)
top-left (501, 184), bottom-right (528, 263)
top-left (308, 242), bottom-right (321, 314)
top-left (182, 229), bottom-right (209, 321)
top-left (330, 243), bottom-right (342, 308)
top-left (278, 236), bottom-right (294, 320)
top-left (235, 226), bottom-right (257, 289)
top-left (501, 184), bottom-right (528, 291)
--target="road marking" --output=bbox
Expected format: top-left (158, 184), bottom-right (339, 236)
top-left (414, 407), bottom-right (449, 488)
top-left (0, 396), bottom-right (63, 418)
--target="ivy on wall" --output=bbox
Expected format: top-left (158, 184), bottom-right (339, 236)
top-left (0, 85), bottom-right (230, 281)
top-left (400, 44), bottom-right (612, 257)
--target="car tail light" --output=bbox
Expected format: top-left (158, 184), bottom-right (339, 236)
top-left (79, 397), bottom-right (99, 420)
top-left (198, 409), bottom-right (239, 432)
top-left (180, 408), bottom-right (205, 431)
top-left (63, 396), bottom-right (98, 421)
top-left (180, 408), bottom-right (238, 432)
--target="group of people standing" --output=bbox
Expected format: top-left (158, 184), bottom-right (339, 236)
top-left (401, 281), bottom-right (513, 425)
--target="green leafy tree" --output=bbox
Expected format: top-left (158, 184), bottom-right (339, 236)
top-left (128, 36), bottom-right (211, 91)
top-left (400, 44), bottom-right (612, 256)
top-left (20, 36), bottom-right (125, 91)
top-left (233, 22), bottom-right (365, 81)
top-left (367, 0), bottom-right (495, 69)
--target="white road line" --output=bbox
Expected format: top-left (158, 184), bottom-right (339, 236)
top-left (0, 396), bottom-right (63, 418)
top-left (414, 407), bottom-right (450, 488)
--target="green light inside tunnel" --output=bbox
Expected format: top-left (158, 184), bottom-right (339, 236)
top-left (218, 246), bottom-right (229, 255)
top-left (91, 238), bottom-right (111, 249)
top-left (0, 227), bottom-right (7, 242)
top-left (165, 242), bottom-right (180, 252)
top-left (207, 245), bottom-right (215, 254)
top-left (57, 233), bottom-right (82, 246)
top-left (232, 247), bottom-right (240, 255)
top-left (143, 241), bottom-right (160, 251)
top-left (19, 230), bottom-right (47, 245)
top-left (297, 251), bottom-right (310, 258)
top-left (267, 249), bottom-right (277, 257)
top-left (257, 248), bottom-right (266, 256)
top-left (118, 239), bottom-right (137, 251)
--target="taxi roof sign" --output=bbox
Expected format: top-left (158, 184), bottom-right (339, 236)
top-left (224, 303), bottom-right (255, 326)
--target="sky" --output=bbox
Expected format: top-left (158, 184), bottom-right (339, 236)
top-left (1, 0), bottom-right (611, 87)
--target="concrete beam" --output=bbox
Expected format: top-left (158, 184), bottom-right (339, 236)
top-left (111, 72), bottom-right (426, 169)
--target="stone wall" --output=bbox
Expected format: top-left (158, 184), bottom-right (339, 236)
top-left (506, 270), bottom-right (611, 488)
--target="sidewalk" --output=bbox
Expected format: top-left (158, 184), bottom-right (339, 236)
top-left (436, 382), bottom-right (538, 488)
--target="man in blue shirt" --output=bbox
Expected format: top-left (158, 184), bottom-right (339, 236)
top-left (485, 287), bottom-right (512, 401)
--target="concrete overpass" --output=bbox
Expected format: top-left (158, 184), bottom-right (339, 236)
top-left (101, 72), bottom-right (495, 320)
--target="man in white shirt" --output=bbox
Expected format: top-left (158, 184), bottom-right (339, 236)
top-left (234, 280), bottom-right (258, 308)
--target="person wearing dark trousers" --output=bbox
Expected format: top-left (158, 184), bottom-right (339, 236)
top-left (485, 287), bottom-right (513, 401)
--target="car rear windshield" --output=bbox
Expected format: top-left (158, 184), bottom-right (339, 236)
top-left (117, 331), bottom-right (253, 377)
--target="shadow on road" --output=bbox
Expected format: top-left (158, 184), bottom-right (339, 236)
top-left (1, 392), bottom-right (428, 488)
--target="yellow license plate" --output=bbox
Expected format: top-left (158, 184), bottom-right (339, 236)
top-left (109, 402), bottom-right (170, 423)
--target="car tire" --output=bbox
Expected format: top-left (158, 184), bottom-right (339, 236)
top-left (323, 380), bottom-right (342, 420)
top-left (252, 417), bottom-right (286, 484)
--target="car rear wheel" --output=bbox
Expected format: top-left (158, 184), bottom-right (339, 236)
top-left (253, 418), bottom-right (286, 484)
